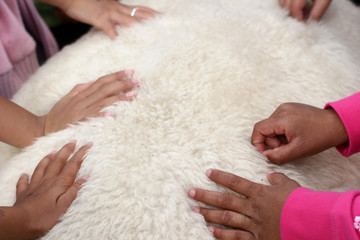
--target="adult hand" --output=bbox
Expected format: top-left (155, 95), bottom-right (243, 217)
top-left (279, 0), bottom-right (331, 21)
top-left (41, 70), bottom-right (139, 136)
top-left (251, 103), bottom-right (348, 164)
top-left (12, 141), bottom-right (91, 239)
top-left (188, 169), bottom-right (300, 240)
top-left (60, 0), bottom-right (159, 39)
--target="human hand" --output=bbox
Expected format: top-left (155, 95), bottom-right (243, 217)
top-left (279, 0), bottom-right (332, 21)
top-left (188, 169), bottom-right (300, 240)
top-left (60, 0), bottom-right (159, 39)
top-left (12, 141), bottom-right (91, 239)
top-left (41, 70), bottom-right (139, 136)
top-left (251, 103), bottom-right (348, 164)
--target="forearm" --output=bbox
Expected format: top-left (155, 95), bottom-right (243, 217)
top-left (0, 207), bottom-right (31, 240)
top-left (0, 96), bottom-right (44, 148)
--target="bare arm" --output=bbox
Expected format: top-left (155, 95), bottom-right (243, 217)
top-left (0, 70), bottom-right (138, 148)
top-left (0, 96), bottom-right (44, 148)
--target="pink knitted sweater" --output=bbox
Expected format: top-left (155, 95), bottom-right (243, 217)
top-left (281, 92), bottom-right (360, 240)
top-left (0, 0), bottom-right (58, 99)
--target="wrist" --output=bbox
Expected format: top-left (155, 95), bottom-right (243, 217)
top-left (36, 115), bottom-right (47, 139)
top-left (0, 207), bottom-right (34, 239)
top-left (324, 108), bottom-right (348, 147)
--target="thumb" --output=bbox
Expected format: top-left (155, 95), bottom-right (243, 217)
top-left (262, 139), bottom-right (301, 164)
top-left (267, 172), bottom-right (290, 186)
top-left (16, 173), bottom-right (29, 196)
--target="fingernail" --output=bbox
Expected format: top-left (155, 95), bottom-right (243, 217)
top-left (21, 173), bottom-right (28, 178)
top-left (103, 112), bottom-right (113, 117)
top-left (50, 150), bottom-right (57, 155)
top-left (126, 91), bottom-right (137, 98)
top-left (70, 139), bottom-right (77, 145)
top-left (125, 69), bottom-right (134, 77)
top-left (206, 169), bottom-right (212, 178)
top-left (132, 78), bottom-right (140, 85)
top-left (192, 207), bottom-right (200, 213)
top-left (208, 226), bottom-right (215, 233)
top-left (268, 170), bottom-right (275, 174)
top-left (80, 175), bottom-right (90, 181)
top-left (86, 142), bottom-right (94, 148)
top-left (188, 189), bottom-right (196, 198)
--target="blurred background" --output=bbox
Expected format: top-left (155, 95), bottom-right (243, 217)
top-left (34, 0), bottom-right (360, 50)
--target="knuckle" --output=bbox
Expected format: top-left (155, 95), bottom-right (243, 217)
top-left (249, 184), bottom-right (265, 198)
top-left (220, 211), bottom-right (233, 224)
top-left (67, 158), bottom-right (82, 170)
top-left (216, 193), bottom-right (232, 205)
top-left (233, 231), bottom-right (246, 240)
top-left (73, 181), bottom-right (82, 191)
top-left (228, 175), bottom-right (241, 189)
top-left (96, 75), bottom-right (113, 86)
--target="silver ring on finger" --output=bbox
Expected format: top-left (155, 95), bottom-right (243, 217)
top-left (131, 7), bottom-right (139, 17)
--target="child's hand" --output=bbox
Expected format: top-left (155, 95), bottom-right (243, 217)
top-left (60, 0), bottom-right (159, 39)
top-left (251, 103), bottom-right (348, 164)
top-left (279, 0), bottom-right (331, 21)
top-left (188, 169), bottom-right (300, 240)
top-left (12, 141), bottom-right (91, 239)
top-left (41, 70), bottom-right (139, 136)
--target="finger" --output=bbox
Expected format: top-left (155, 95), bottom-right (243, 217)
top-left (83, 91), bottom-right (137, 119)
top-left (188, 188), bottom-right (252, 217)
top-left (309, 0), bottom-right (331, 20)
top-left (80, 79), bottom-right (138, 111)
top-left (251, 119), bottom-right (286, 152)
top-left (290, 0), bottom-right (307, 21)
top-left (194, 207), bottom-right (253, 231)
top-left (267, 172), bottom-right (291, 185)
top-left (30, 152), bottom-right (56, 185)
top-left (80, 71), bottom-right (130, 99)
top-left (279, 0), bottom-right (285, 7)
top-left (57, 175), bottom-right (89, 211)
top-left (285, 0), bottom-right (292, 9)
top-left (265, 137), bottom-right (282, 149)
top-left (57, 142), bottom-right (93, 187)
top-left (206, 169), bottom-right (262, 198)
top-left (112, 12), bottom-right (137, 26)
top-left (209, 225), bottom-right (255, 240)
top-left (16, 173), bottom-right (30, 197)
top-left (262, 138), bottom-right (302, 164)
top-left (44, 141), bottom-right (77, 178)
top-left (97, 19), bottom-right (118, 40)
top-left (90, 90), bottom-right (137, 111)
top-left (68, 82), bottom-right (94, 98)
top-left (132, 7), bottom-right (158, 20)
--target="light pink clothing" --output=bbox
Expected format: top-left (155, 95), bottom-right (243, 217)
top-left (281, 92), bottom-right (360, 240)
top-left (0, 0), bottom-right (58, 99)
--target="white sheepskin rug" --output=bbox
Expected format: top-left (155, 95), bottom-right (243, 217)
top-left (1, 0), bottom-right (360, 239)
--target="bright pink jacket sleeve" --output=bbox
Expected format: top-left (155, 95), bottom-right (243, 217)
top-left (281, 188), bottom-right (360, 240)
top-left (325, 92), bottom-right (360, 157)
top-left (281, 93), bottom-right (360, 240)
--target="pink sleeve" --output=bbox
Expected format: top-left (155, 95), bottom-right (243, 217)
top-left (281, 187), bottom-right (360, 240)
top-left (325, 92), bottom-right (360, 157)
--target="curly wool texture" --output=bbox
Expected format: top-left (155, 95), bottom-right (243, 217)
top-left (0, 0), bottom-right (360, 239)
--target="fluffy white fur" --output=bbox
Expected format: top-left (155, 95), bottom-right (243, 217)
top-left (1, 0), bottom-right (360, 239)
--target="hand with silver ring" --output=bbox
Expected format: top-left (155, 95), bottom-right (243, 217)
top-left (55, 0), bottom-right (160, 40)
top-left (189, 169), bottom-right (300, 240)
